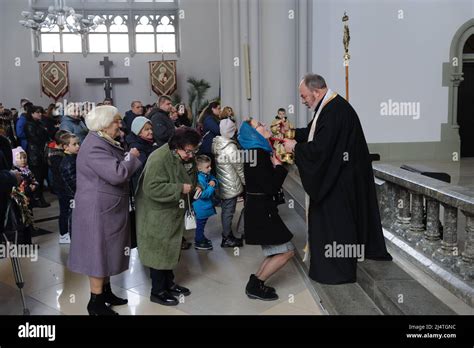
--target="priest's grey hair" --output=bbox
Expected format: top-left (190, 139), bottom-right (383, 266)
top-left (85, 105), bottom-right (121, 131)
top-left (303, 74), bottom-right (327, 92)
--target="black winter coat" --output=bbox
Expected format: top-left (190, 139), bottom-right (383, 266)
top-left (243, 148), bottom-right (292, 245)
top-left (0, 135), bottom-right (16, 235)
top-left (49, 150), bottom-right (66, 194)
top-left (149, 108), bottom-right (175, 148)
top-left (60, 154), bottom-right (77, 198)
top-left (24, 119), bottom-right (49, 167)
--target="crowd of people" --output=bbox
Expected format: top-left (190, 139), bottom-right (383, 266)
top-left (1, 73), bottom-right (391, 316)
top-left (0, 92), bottom-right (294, 315)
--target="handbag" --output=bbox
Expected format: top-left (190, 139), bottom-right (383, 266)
top-left (184, 193), bottom-right (197, 230)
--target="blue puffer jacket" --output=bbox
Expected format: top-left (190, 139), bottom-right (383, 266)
top-left (192, 171), bottom-right (218, 219)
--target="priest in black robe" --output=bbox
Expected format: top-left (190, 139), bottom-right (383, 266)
top-left (284, 74), bottom-right (392, 284)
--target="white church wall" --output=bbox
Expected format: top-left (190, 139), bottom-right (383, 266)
top-left (0, 0), bottom-right (220, 115)
top-left (312, 0), bottom-right (474, 144)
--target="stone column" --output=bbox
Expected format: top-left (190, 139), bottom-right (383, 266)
top-left (433, 204), bottom-right (459, 267)
top-left (377, 181), bottom-right (397, 229)
top-left (405, 193), bottom-right (425, 243)
top-left (453, 212), bottom-right (474, 280)
top-left (395, 187), bottom-right (411, 238)
top-left (416, 198), bottom-right (441, 255)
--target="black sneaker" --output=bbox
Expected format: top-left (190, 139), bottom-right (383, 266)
top-left (195, 240), bottom-right (213, 250)
top-left (221, 236), bottom-right (240, 248)
top-left (231, 235), bottom-right (244, 247)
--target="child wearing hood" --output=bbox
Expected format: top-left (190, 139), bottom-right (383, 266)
top-left (211, 118), bottom-right (245, 248)
top-left (11, 146), bottom-right (37, 244)
top-left (12, 146), bottom-right (39, 204)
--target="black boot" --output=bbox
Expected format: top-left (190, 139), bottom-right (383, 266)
top-left (245, 274), bottom-right (278, 301)
top-left (256, 277), bottom-right (276, 294)
top-left (87, 293), bottom-right (119, 315)
top-left (103, 282), bottom-right (128, 306)
top-left (248, 274), bottom-right (276, 293)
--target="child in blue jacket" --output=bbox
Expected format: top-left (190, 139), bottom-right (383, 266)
top-left (193, 155), bottom-right (218, 250)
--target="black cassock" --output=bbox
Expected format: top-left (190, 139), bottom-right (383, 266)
top-left (294, 94), bottom-right (392, 284)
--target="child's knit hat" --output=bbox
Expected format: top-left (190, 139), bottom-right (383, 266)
top-left (12, 146), bottom-right (26, 167)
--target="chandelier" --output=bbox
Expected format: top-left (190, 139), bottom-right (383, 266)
top-left (19, 0), bottom-right (104, 35)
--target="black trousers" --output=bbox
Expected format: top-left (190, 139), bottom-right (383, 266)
top-left (57, 193), bottom-right (72, 236)
top-left (149, 268), bottom-right (175, 294)
top-left (30, 163), bottom-right (48, 199)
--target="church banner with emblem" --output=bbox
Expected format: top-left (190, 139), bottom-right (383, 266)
top-left (149, 60), bottom-right (177, 96)
top-left (39, 61), bottom-right (69, 101)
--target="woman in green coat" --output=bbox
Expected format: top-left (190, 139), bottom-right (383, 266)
top-left (135, 127), bottom-right (201, 306)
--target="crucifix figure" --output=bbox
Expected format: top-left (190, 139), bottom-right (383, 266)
top-left (85, 57), bottom-right (129, 103)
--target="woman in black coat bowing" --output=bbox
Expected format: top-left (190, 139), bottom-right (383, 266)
top-left (238, 119), bottom-right (294, 301)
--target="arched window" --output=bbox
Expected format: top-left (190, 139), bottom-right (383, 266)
top-left (110, 15), bottom-right (129, 52)
top-left (135, 14), bottom-right (177, 53)
top-left (34, 0), bottom-right (178, 55)
top-left (156, 15), bottom-right (176, 53)
top-left (88, 15), bottom-right (109, 53)
top-left (135, 15), bottom-right (155, 52)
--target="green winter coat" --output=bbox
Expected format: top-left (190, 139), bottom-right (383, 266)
top-left (135, 144), bottom-right (196, 270)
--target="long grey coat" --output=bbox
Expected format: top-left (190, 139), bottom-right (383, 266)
top-left (67, 132), bottom-right (141, 277)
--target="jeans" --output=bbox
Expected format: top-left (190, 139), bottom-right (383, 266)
top-left (150, 269), bottom-right (175, 294)
top-left (57, 194), bottom-right (72, 236)
top-left (221, 197), bottom-right (237, 237)
top-left (195, 218), bottom-right (208, 242)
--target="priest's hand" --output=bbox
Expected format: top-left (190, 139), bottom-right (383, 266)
top-left (283, 139), bottom-right (296, 153)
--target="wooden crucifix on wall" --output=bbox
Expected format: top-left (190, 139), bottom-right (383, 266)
top-left (85, 57), bottom-right (129, 103)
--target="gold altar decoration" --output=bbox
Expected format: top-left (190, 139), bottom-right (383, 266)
top-left (270, 118), bottom-right (295, 164)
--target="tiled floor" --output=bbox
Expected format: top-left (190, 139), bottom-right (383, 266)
top-left (0, 192), bottom-right (324, 316)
